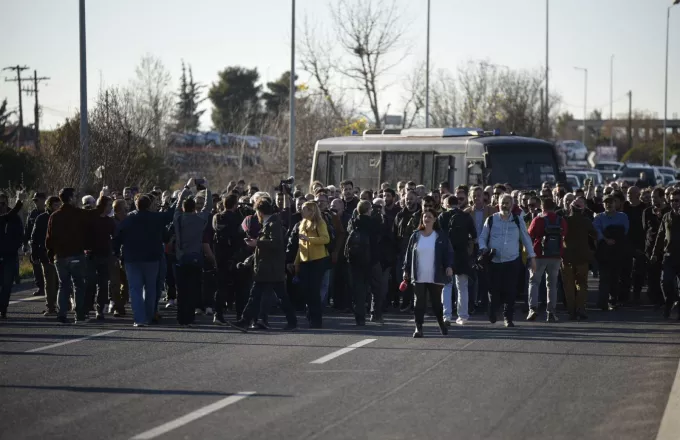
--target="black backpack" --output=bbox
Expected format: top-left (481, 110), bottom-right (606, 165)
top-left (541, 215), bottom-right (562, 257)
top-left (447, 210), bottom-right (470, 250)
top-left (344, 223), bottom-right (370, 266)
top-left (321, 212), bottom-right (337, 254)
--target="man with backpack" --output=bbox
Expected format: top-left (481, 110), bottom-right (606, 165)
top-left (345, 200), bottom-right (382, 325)
top-left (527, 198), bottom-right (568, 322)
top-left (479, 195), bottom-right (536, 327)
top-left (439, 194), bottom-right (477, 325)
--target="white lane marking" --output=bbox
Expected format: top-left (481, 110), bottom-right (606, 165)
top-left (309, 338), bottom-right (377, 364)
top-left (25, 330), bottom-right (119, 353)
top-left (130, 392), bottom-right (256, 440)
top-left (657, 359), bottom-right (680, 440)
top-left (9, 296), bottom-right (43, 305)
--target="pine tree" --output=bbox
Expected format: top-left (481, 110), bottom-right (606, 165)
top-left (173, 61), bottom-right (205, 132)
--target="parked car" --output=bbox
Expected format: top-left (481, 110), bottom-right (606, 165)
top-left (557, 140), bottom-right (588, 161)
top-left (594, 160), bottom-right (624, 172)
top-left (566, 174), bottom-right (582, 189)
top-left (615, 165), bottom-right (663, 187)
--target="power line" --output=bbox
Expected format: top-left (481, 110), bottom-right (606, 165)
top-left (3, 65), bottom-right (30, 146)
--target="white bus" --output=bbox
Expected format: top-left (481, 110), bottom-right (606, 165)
top-left (310, 128), bottom-right (565, 191)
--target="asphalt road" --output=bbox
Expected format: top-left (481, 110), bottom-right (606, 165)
top-left (1, 278), bottom-right (680, 440)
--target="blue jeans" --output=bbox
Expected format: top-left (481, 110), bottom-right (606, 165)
top-left (56, 255), bottom-right (87, 319)
top-left (125, 261), bottom-right (159, 324)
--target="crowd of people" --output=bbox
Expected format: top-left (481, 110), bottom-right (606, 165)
top-left (1, 173), bottom-right (679, 337)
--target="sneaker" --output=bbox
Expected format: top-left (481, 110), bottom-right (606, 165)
top-left (213, 315), bottom-right (228, 326)
top-left (455, 317), bottom-right (467, 325)
top-left (165, 299), bottom-right (176, 309)
top-left (489, 313), bottom-right (497, 324)
top-left (107, 301), bottom-right (115, 313)
top-left (229, 320), bottom-right (249, 333)
top-left (195, 308), bottom-right (203, 316)
top-left (256, 320), bottom-right (271, 330)
top-left (413, 328), bottom-right (424, 338)
top-left (56, 315), bottom-right (69, 325)
top-left (113, 309), bottom-right (123, 317)
top-left (42, 309), bottom-right (57, 316)
top-left (443, 319), bottom-right (452, 327)
top-left (74, 318), bottom-right (89, 325)
top-left (32, 289), bottom-right (43, 297)
top-left (133, 323), bottom-right (146, 327)
top-left (526, 309), bottom-right (538, 321)
top-left (205, 307), bottom-right (214, 316)
top-left (504, 319), bottom-right (515, 328)
top-left (95, 312), bottom-right (104, 321)
top-left (546, 312), bottom-right (558, 323)
top-left (399, 305), bottom-right (411, 313)
top-left (438, 322), bottom-right (449, 336)
top-left (608, 303), bottom-right (617, 311)
top-left (372, 316), bottom-right (385, 325)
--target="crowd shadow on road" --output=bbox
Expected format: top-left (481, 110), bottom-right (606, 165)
top-left (0, 384), bottom-right (291, 398)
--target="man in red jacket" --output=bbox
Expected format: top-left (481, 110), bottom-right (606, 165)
top-left (527, 198), bottom-right (568, 322)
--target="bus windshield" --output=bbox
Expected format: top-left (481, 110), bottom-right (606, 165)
top-left (487, 144), bottom-right (558, 188)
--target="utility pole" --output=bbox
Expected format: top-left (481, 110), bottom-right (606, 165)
top-left (79, 0), bottom-right (89, 191)
top-left (3, 65), bottom-right (30, 147)
top-left (663, 2), bottom-right (679, 167)
top-left (288, 0), bottom-right (296, 179)
top-left (20, 70), bottom-right (50, 151)
top-left (628, 90), bottom-right (633, 151)
top-left (544, 0), bottom-right (549, 137)
top-left (609, 55), bottom-right (614, 146)
top-left (574, 67), bottom-right (588, 146)
top-left (425, 0), bottom-right (431, 128)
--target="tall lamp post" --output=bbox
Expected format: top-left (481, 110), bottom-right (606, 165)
top-left (289, 0), bottom-right (296, 178)
top-left (663, 0), bottom-right (679, 167)
top-left (425, 0), bottom-right (431, 128)
top-left (79, 0), bottom-right (89, 191)
top-left (610, 55), bottom-right (614, 146)
top-left (574, 67), bottom-right (588, 147)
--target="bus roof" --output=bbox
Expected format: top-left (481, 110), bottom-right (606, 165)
top-left (315, 133), bottom-right (553, 158)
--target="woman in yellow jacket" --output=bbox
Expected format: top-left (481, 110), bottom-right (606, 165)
top-left (295, 201), bottom-right (329, 328)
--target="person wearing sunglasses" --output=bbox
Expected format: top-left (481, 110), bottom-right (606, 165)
top-left (593, 194), bottom-right (629, 311)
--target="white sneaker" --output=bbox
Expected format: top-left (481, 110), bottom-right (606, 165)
top-left (165, 299), bottom-right (176, 309)
top-left (195, 308), bottom-right (203, 316)
top-left (205, 307), bottom-right (214, 316)
top-left (455, 318), bottom-right (467, 325)
top-left (107, 300), bottom-right (115, 313)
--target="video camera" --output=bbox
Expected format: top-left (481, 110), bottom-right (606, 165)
top-left (277, 176), bottom-right (295, 194)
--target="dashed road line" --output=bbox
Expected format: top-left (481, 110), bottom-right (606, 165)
top-left (25, 330), bottom-right (119, 353)
top-left (309, 338), bottom-right (376, 364)
top-left (130, 391), bottom-right (256, 440)
top-left (656, 359), bottom-right (680, 440)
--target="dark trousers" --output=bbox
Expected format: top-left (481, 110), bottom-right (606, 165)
top-left (619, 252), bottom-right (646, 302)
top-left (32, 261), bottom-right (44, 293)
top-left (647, 260), bottom-right (664, 306)
top-left (0, 256), bottom-right (17, 313)
top-left (215, 262), bottom-right (236, 319)
top-left (488, 259), bottom-right (520, 322)
top-left (175, 263), bottom-right (202, 325)
top-left (661, 258), bottom-right (680, 309)
top-left (299, 258), bottom-right (326, 328)
top-left (413, 282), bottom-right (444, 327)
top-left (86, 255), bottom-right (110, 314)
top-left (332, 255), bottom-right (350, 310)
top-left (201, 267), bottom-right (217, 310)
top-left (235, 267), bottom-right (253, 320)
top-left (475, 266), bottom-right (489, 307)
top-left (598, 262), bottom-right (623, 307)
top-left (241, 281), bottom-right (297, 327)
top-left (350, 262), bottom-right (383, 323)
top-left (42, 262), bottom-right (58, 310)
top-left (165, 254), bottom-right (177, 300)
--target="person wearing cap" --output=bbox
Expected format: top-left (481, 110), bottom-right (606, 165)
top-left (593, 193), bottom-right (629, 311)
top-left (25, 192), bottom-right (47, 298)
top-left (562, 197), bottom-right (598, 320)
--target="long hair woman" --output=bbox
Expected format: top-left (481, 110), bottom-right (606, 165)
top-left (295, 201), bottom-right (330, 328)
top-left (403, 209), bottom-right (454, 338)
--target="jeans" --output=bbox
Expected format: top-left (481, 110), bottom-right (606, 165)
top-left (41, 262), bottom-right (58, 310)
top-left (86, 255), bottom-right (110, 314)
top-left (0, 256), bottom-right (17, 313)
top-left (413, 282), bottom-right (444, 327)
top-left (528, 258), bottom-right (561, 313)
top-left (443, 275), bottom-right (470, 320)
top-left (176, 263), bottom-right (202, 325)
top-left (299, 258), bottom-right (327, 327)
top-left (561, 262), bottom-right (588, 315)
top-left (488, 258), bottom-right (520, 322)
top-left (125, 261), bottom-right (159, 325)
top-left (32, 260), bottom-right (44, 293)
top-left (320, 269), bottom-right (331, 305)
top-left (56, 255), bottom-right (87, 319)
top-left (241, 281), bottom-right (297, 327)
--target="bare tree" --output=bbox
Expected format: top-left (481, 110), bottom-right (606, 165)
top-left (130, 55), bottom-right (174, 150)
top-left (400, 62), bottom-right (426, 128)
top-left (428, 69), bottom-right (459, 127)
top-left (331, 0), bottom-right (407, 128)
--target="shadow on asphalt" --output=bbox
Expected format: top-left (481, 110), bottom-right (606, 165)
top-left (0, 384), bottom-right (292, 397)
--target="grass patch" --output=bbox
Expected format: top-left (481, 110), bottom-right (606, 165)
top-left (19, 256), bottom-right (34, 279)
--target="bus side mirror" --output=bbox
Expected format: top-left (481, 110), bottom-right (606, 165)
top-left (483, 152), bottom-right (491, 169)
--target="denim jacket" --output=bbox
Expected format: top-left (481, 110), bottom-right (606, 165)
top-left (403, 230), bottom-right (454, 285)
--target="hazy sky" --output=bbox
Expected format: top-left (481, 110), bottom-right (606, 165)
top-left (2, 0), bottom-right (679, 130)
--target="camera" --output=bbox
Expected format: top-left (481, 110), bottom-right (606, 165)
top-left (277, 176), bottom-right (295, 194)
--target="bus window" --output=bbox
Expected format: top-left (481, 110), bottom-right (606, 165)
top-left (328, 155), bottom-right (343, 187)
top-left (433, 155), bottom-right (453, 189)
top-left (384, 152), bottom-right (421, 187)
top-left (344, 152), bottom-right (380, 191)
top-left (314, 152), bottom-right (327, 184)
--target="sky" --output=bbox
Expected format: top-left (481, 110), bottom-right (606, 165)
top-left (2, 0), bottom-right (679, 131)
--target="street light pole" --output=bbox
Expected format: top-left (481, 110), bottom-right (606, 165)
top-left (574, 67), bottom-right (588, 146)
top-left (425, 0), bottom-right (431, 128)
top-left (545, 0), bottom-right (549, 137)
top-left (663, 2), bottom-right (678, 168)
top-left (610, 54), bottom-right (614, 146)
top-left (79, 0), bottom-right (89, 191)
top-left (289, 0), bottom-right (296, 178)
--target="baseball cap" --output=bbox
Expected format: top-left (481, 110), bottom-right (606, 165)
top-left (32, 192), bottom-right (47, 201)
